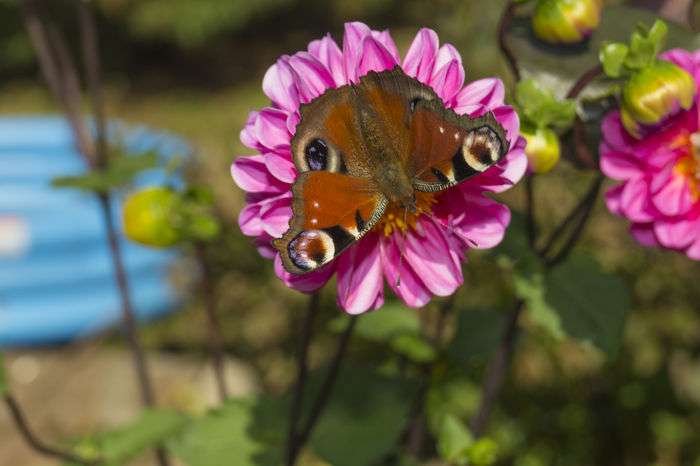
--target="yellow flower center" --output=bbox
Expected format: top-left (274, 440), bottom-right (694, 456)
top-left (374, 191), bottom-right (437, 236)
top-left (672, 132), bottom-right (700, 199)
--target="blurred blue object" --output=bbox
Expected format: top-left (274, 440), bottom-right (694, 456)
top-left (0, 116), bottom-right (190, 347)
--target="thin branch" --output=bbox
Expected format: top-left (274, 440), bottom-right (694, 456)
top-left (567, 65), bottom-right (603, 169)
top-left (195, 243), bottom-right (229, 402)
top-left (497, 0), bottom-right (520, 81)
top-left (4, 395), bottom-right (97, 465)
top-left (286, 292), bottom-right (321, 466)
top-left (291, 316), bottom-right (358, 460)
top-left (469, 300), bottom-right (524, 437)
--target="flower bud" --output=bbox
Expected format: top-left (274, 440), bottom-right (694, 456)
top-left (522, 127), bottom-right (561, 174)
top-left (532, 0), bottom-right (602, 45)
top-left (123, 187), bottom-right (180, 248)
top-left (621, 60), bottom-right (696, 138)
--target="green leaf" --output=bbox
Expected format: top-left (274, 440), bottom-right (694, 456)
top-left (308, 366), bottom-right (417, 466)
top-left (448, 309), bottom-right (506, 364)
top-left (390, 333), bottom-right (437, 363)
top-left (599, 42), bottom-right (629, 78)
top-left (436, 414), bottom-right (473, 465)
top-left (468, 437), bottom-right (500, 466)
top-left (329, 302), bottom-right (419, 342)
top-left (426, 376), bottom-right (480, 434)
top-left (513, 259), bottom-right (566, 341)
top-left (80, 409), bottom-right (189, 465)
top-left (170, 398), bottom-right (284, 466)
top-left (515, 79), bottom-right (576, 130)
top-left (507, 5), bottom-right (699, 99)
top-left (0, 353), bottom-right (7, 397)
top-left (545, 254), bottom-right (630, 356)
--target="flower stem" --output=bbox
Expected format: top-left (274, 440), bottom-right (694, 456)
top-left (469, 300), bottom-right (524, 437)
top-left (497, 0), bottom-right (521, 82)
top-left (4, 394), bottom-right (97, 465)
top-left (286, 292), bottom-right (321, 466)
top-left (195, 243), bottom-right (229, 402)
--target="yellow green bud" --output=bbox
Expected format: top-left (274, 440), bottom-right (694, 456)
top-left (523, 127), bottom-right (561, 174)
top-left (621, 60), bottom-right (696, 138)
top-left (532, 0), bottom-right (602, 45)
top-left (123, 187), bottom-right (180, 248)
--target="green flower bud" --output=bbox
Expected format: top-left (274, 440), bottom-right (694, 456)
top-left (123, 187), bottom-right (180, 248)
top-left (621, 60), bottom-right (696, 138)
top-left (522, 127), bottom-right (561, 174)
top-left (532, 0), bottom-right (602, 45)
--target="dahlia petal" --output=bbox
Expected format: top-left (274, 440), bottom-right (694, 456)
top-left (599, 143), bottom-right (644, 180)
top-left (238, 203), bottom-right (264, 236)
top-left (403, 218), bottom-right (463, 296)
top-left (372, 30), bottom-right (401, 63)
top-left (259, 197), bottom-right (293, 238)
top-left (254, 108), bottom-right (291, 151)
top-left (685, 236), bottom-right (700, 259)
top-left (287, 112), bottom-right (301, 136)
top-left (403, 28), bottom-right (439, 83)
top-left (358, 36), bottom-right (398, 76)
top-left (380, 235), bottom-right (432, 308)
top-left (492, 106), bottom-right (521, 145)
top-left (651, 173), bottom-right (695, 216)
top-left (288, 52), bottom-right (336, 102)
top-left (336, 234), bottom-right (384, 314)
top-left (601, 112), bottom-right (634, 152)
top-left (255, 233), bottom-right (277, 259)
top-left (446, 189), bottom-right (511, 249)
top-left (343, 22), bottom-right (372, 82)
top-left (274, 253), bottom-right (335, 293)
top-left (473, 138), bottom-right (527, 193)
top-left (630, 223), bottom-right (659, 247)
top-left (240, 111), bottom-right (260, 149)
top-left (605, 184), bottom-right (625, 216)
top-left (620, 177), bottom-right (656, 222)
top-left (432, 43), bottom-right (462, 74)
top-left (653, 216), bottom-right (699, 249)
top-left (232, 155), bottom-right (289, 194)
top-left (430, 59), bottom-right (464, 102)
top-left (264, 152), bottom-right (296, 184)
top-left (263, 58), bottom-right (300, 112)
top-left (308, 34), bottom-right (345, 85)
top-left (453, 78), bottom-right (505, 114)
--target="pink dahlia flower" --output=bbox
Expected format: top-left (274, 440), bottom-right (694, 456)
top-left (601, 49), bottom-right (700, 259)
top-left (232, 22), bottom-right (526, 314)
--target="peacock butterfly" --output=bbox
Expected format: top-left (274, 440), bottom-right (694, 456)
top-left (273, 66), bottom-right (510, 274)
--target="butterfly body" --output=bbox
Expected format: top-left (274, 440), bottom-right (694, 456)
top-left (274, 66), bottom-right (510, 274)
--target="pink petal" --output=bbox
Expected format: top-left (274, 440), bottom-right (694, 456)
top-left (287, 112), bottom-right (301, 136)
top-left (380, 235), bottom-right (431, 308)
top-left (402, 28), bottom-right (439, 83)
top-left (599, 143), bottom-right (643, 180)
top-left (231, 155), bottom-right (289, 194)
top-left (288, 52), bottom-right (336, 103)
top-left (263, 58), bottom-right (300, 112)
top-left (238, 203), bottom-right (264, 236)
top-left (255, 233), bottom-right (277, 259)
top-left (630, 223), bottom-right (659, 247)
top-left (620, 177), bottom-right (656, 222)
top-left (473, 138), bottom-right (527, 193)
top-left (335, 234), bottom-right (384, 314)
top-left (453, 78), bottom-right (505, 114)
top-left (430, 59), bottom-right (464, 103)
top-left (264, 152), bottom-right (296, 184)
top-left (492, 106), bottom-right (521, 145)
top-left (274, 253), bottom-right (335, 293)
top-left (601, 112), bottom-right (634, 152)
top-left (372, 30), bottom-right (401, 63)
top-left (259, 197), bottom-right (293, 238)
top-left (308, 34), bottom-right (346, 85)
top-left (441, 188), bottom-right (511, 249)
top-left (605, 184), bottom-right (625, 216)
top-left (432, 43), bottom-right (462, 74)
top-left (403, 218), bottom-right (463, 296)
top-left (358, 36), bottom-right (398, 76)
top-left (343, 22), bottom-right (372, 83)
top-left (254, 108), bottom-right (291, 151)
top-left (653, 215), bottom-right (699, 249)
top-left (240, 112), bottom-right (261, 150)
top-left (685, 235), bottom-right (700, 259)
top-left (651, 173), bottom-right (695, 216)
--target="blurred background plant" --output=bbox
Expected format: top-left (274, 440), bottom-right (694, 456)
top-left (2, 1), bottom-right (700, 466)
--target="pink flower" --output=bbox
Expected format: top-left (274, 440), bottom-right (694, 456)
top-left (601, 49), bottom-right (700, 259)
top-left (232, 22), bottom-right (526, 314)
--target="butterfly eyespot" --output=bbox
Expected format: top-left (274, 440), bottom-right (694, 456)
top-left (288, 229), bottom-right (335, 271)
top-left (305, 139), bottom-right (328, 171)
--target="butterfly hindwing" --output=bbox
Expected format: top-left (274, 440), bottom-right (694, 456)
top-left (411, 100), bottom-right (510, 192)
top-left (274, 171), bottom-right (387, 274)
